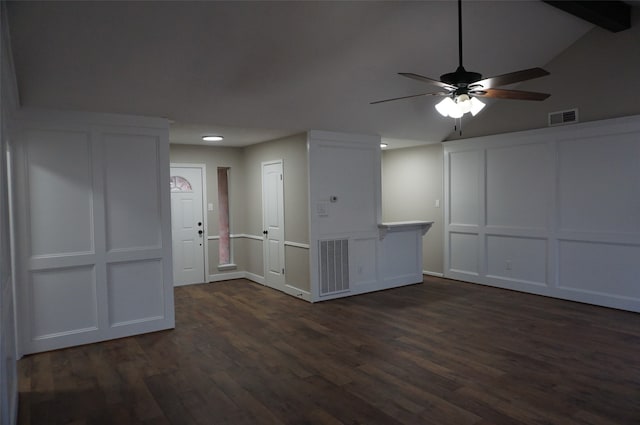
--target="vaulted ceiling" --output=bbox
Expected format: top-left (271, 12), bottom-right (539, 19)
top-left (7, 1), bottom-right (595, 148)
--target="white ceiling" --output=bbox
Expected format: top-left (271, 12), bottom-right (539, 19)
top-left (7, 1), bottom-right (594, 148)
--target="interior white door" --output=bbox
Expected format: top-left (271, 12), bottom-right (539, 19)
top-left (262, 160), bottom-right (285, 289)
top-left (171, 166), bottom-right (206, 286)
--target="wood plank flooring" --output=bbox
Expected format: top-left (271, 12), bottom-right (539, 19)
top-left (17, 276), bottom-right (640, 424)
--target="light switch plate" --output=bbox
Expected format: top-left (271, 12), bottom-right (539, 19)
top-left (316, 202), bottom-right (329, 217)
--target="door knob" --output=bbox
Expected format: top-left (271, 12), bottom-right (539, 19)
top-left (198, 230), bottom-right (203, 235)
top-left (263, 230), bottom-right (268, 235)
top-left (198, 222), bottom-right (202, 226)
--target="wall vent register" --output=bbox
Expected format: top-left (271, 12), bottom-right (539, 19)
top-left (319, 239), bottom-right (350, 296)
top-left (549, 108), bottom-right (578, 126)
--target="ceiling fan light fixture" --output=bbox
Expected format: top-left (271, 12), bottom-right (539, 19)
top-left (435, 97), bottom-right (455, 117)
top-left (470, 97), bottom-right (486, 116)
top-left (457, 94), bottom-right (472, 113)
top-left (448, 103), bottom-right (464, 119)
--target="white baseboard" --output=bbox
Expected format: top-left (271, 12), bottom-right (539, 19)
top-left (208, 271), bottom-right (245, 282)
top-left (244, 272), bottom-right (265, 285)
top-left (282, 284), bottom-right (312, 302)
top-left (241, 272), bottom-right (311, 302)
top-left (423, 270), bottom-right (444, 277)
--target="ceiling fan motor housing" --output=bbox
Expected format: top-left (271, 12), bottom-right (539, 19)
top-left (440, 66), bottom-right (482, 89)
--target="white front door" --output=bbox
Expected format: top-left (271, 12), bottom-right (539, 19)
top-left (170, 166), bottom-right (206, 286)
top-left (262, 160), bottom-right (285, 289)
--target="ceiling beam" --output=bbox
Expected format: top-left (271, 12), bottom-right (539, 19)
top-left (543, 1), bottom-right (631, 32)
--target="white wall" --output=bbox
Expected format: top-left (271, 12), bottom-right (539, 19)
top-left (448, 8), bottom-right (640, 140)
top-left (308, 130), bottom-right (381, 301)
top-left (308, 130), bottom-right (426, 301)
top-left (243, 133), bottom-right (310, 292)
top-left (170, 134), bottom-right (311, 294)
top-left (11, 109), bottom-right (175, 354)
top-left (382, 143), bottom-right (444, 275)
top-left (444, 115), bottom-right (640, 312)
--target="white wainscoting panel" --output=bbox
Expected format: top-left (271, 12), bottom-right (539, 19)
top-left (449, 232), bottom-right (479, 276)
top-left (379, 230), bottom-right (422, 284)
top-left (104, 133), bottom-right (162, 251)
top-left (107, 259), bottom-right (164, 326)
top-left (26, 129), bottom-right (94, 256)
top-left (558, 240), bottom-right (640, 299)
top-left (486, 143), bottom-right (549, 230)
top-left (12, 109), bottom-right (175, 354)
top-left (557, 133), bottom-right (640, 235)
top-left (350, 236), bottom-right (378, 287)
top-left (486, 235), bottom-right (547, 286)
top-left (448, 150), bottom-right (481, 226)
top-left (30, 266), bottom-right (97, 339)
top-left (445, 115), bottom-right (640, 312)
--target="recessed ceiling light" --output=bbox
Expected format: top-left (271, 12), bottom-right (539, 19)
top-left (380, 143), bottom-right (388, 148)
top-left (202, 135), bottom-right (224, 142)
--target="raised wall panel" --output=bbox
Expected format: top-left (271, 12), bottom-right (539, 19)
top-left (449, 150), bottom-right (481, 226)
top-left (350, 237), bottom-right (377, 287)
top-left (380, 231), bottom-right (419, 280)
top-left (107, 260), bottom-right (164, 326)
top-left (486, 143), bottom-right (548, 229)
top-left (30, 266), bottom-right (97, 338)
top-left (14, 110), bottom-right (174, 354)
top-left (313, 145), bottom-right (377, 234)
top-left (104, 133), bottom-right (161, 251)
top-left (486, 236), bottom-right (547, 285)
top-left (445, 115), bottom-right (640, 312)
top-left (26, 130), bottom-right (93, 256)
top-left (558, 134), bottom-right (640, 234)
top-left (558, 240), bottom-right (640, 299)
top-left (449, 233), bottom-right (479, 275)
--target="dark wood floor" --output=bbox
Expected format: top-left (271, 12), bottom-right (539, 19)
top-left (17, 276), bottom-right (640, 425)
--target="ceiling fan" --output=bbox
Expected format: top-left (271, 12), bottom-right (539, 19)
top-left (371, 0), bottom-right (551, 118)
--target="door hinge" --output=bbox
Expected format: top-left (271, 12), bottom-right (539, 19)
top-left (280, 174), bottom-right (283, 180)
top-left (282, 268), bottom-right (285, 274)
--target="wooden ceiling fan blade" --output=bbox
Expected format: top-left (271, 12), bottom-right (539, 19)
top-left (472, 88), bottom-right (550, 101)
top-left (370, 91), bottom-right (448, 105)
top-left (398, 73), bottom-right (456, 90)
top-left (471, 68), bottom-right (550, 89)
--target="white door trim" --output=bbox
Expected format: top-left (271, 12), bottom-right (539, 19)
top-left (262, 159), bottom-right (286, 290)
top-left (170, 163), bottom-right (208, 284)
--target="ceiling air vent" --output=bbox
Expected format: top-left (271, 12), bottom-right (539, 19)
top-left (549, 108), bottom-right (578, 126)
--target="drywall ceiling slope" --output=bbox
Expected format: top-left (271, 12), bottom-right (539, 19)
top-left (446, 4), bottom-right (640, 140)
top-left (7, 1), bottom-right (592, 148)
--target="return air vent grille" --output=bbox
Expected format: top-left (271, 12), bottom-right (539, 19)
top-left (549, 108), bottom-right (578, 126)
top-left (319, 239), bottom-right (350, 296)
